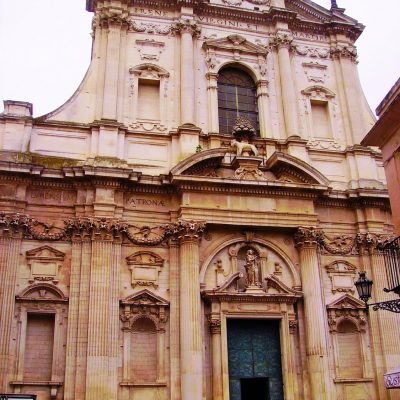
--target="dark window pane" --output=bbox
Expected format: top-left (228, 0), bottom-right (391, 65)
top-left (218, 67), bottom-right (259, 135)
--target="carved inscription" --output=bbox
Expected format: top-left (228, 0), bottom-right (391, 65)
top-left (28, 189), bottom-right (77, 205)
top-left (293, 31), bottom-right (329, 42)
top-left (198, 16), bottom-right (259, 31)
top-left (124, 195), bottom-right (169, 210)
top-left (131, 8), bottom-right (171, 17)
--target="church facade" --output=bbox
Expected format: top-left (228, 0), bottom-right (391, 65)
top-left (0, 1), bottom-right (399, 399)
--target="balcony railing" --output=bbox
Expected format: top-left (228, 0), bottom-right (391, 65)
top-left (380, 236), bottom-right (400, 296)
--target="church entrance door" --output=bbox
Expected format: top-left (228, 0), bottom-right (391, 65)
top-left (227, 319), bottom-right (284, 400)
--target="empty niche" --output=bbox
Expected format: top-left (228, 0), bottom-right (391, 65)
top-left (137, 79), bottom-right (160, 121)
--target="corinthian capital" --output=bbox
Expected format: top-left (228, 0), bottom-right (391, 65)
top-left (294, 226), bottom-right (323, 249)
top-left (270, 31), bottom-right (294, 50)
top-left (94, 5), bottom-right (129, 29)
top-left (171, 18), bottom-right (201, 37)
top-left (0, 212), bottom-right (30, 239)
top-left (208, 316), bottom-right (221, 334)
top-left (165, 219), bottom-right (206, 243)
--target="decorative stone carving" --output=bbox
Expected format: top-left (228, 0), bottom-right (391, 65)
top-left (94, 6), bottom-right (129, 29)
top-left (26, 245), bottom-right (65, 284)
top-left (222, 0), bottom-right (243, 6)
top-left (302, 61), bottom-right (328, 83)
top-left (130, 20), bottom-right (171, 35)
top-left (0, 212), bottom-right (206, 246)
top-left (129, 63), bottom-right (170, 80)
top-left (202, 35), bottom-right (267, 72)
top-left (165, 219), bottom-right (207, 243)
top-left (320, 233), bottom-right (357, 255)
top-left (289, 319), bottom-right (298, 334)
top-left (120, 289), bottom-right (169, 332)
top-left (135, 39), bottom-right (165, 61)
top-left (325, 260), bottom-right (357, 294)
top-left (208, 316), bottom-right (221, 334)
top-left (326, 294), bottom-right (367, 333)
top-left (294, 227), bottom-right (323, 248)
top-left (270, 31), bottom-right (294, 49)
top-left (302, 85), bottom-right (335, 100)
top-left (171, 18), bottom-right (201, 37)
top-left (126, 251), bottom-right (164, 288)
top-left (294, 45), bottom-right (330, 58)
top-left (244, 249), bottom-right (260, 287)
top-left (330, 44), bottom-right (358, 62)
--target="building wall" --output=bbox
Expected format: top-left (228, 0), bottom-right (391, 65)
top-left (0, 1), bottom-right (399, 399)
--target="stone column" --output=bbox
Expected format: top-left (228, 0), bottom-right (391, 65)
top-left (0, 215), bottom-right (25, 392)
top-left (209, 316), bottom-right (223, 400)
top-left (294, 227), bottom-right (332, 400)
top-left (273, 31), bottom-right (299, 137)
top-left (173, 19), bottom-right (201, 125)
top-left (100, 10), bottom-right (129, 121)
top-left (206, 72), bottom-right (219, 133)
top-left (64, 238), bottom-right (83, 399)
top-left (169, 238), bottom-right (181, 400)
top-left (175, 220), bottom-right (206, 400)
top-left (331, 44), bottom-right (368, 144)
top-left (256, 79), bottom-right (273, 139)
top-left (85, 222), bottom-right (121, 400)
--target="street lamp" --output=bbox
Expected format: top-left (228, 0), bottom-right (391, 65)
top-left (355, 271), bottom-right (373, 305)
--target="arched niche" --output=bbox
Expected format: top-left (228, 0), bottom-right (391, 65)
top-left (200, 237), bottom-right (300, 291)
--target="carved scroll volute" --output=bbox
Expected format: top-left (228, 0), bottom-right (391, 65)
top-left (294, 227), bottom-right (322, 249)
top-left (167, 220), bottom-right (206, 244)
top-left (228, 243), bottom-right (241, 274)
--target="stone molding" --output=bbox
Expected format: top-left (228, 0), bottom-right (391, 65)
top-left (0, 212), bottom-right (206, 245)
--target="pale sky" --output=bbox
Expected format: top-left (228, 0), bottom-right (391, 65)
top-left (0, 0), bottom-right (399, 117)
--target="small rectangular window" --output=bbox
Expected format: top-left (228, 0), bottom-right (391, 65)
top-left (311, 100), bottom-right (332, 138)
top-left (137, 79), bottom-right (160, 121)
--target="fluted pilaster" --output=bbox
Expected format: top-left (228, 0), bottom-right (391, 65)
top-left (0, 234), bottom-right (22, 392)
top-left (272, 31), bottom-right (299, 137)
top-left (64, 239), bottom-right (83, 399)
top-left (295, 227), bottom-right (332, 400)
top-left (209, 316), bottom-right (223, 400)
top-left (173, 19), bottom-right (201, 125)
top-left (85, 227), bottom-right (121, 400)
top-left (173, 220), bottom-right (206, 400)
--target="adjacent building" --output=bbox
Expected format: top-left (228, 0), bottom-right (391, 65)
top-left (0, 1), bottom-right (399, 399)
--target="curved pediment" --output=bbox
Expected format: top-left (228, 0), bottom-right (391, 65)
top-left (171, 148), bottom-right (330, 187)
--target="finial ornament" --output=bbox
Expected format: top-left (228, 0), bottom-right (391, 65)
top-left (331, 0), bottom-right (338, 9)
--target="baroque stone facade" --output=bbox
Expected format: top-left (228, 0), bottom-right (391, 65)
top-left (0, 1), bottom-right (400, 400)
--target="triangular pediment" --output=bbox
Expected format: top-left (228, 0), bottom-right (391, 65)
top-left (26, 245), bottom-right (65, 260)
top-left (327, 294), bottom-right (365, 310)
top-left (203, 34), bottom-right (268, 56)
top-left (286, 0), bottom-right (361, 25)
top-left (121, 289), bottom-right (169, 306)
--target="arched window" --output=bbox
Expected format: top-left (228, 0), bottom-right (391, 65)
top-left (337, 320), bottom-right (363, 378)
top-left (217, 67), bottom-right (259, 135)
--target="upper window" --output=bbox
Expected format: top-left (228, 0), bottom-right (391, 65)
top-left (217, 67), bottom-right (259, 135)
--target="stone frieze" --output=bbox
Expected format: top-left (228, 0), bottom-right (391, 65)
top-left (0, 212), bottom-right (206, 245)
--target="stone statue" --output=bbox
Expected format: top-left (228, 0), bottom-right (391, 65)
top-left (230, 138), bottom-right (259, 157)
top-left (244, 249), bottom-right (259, 286)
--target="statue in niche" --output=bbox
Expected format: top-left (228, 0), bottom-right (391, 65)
top-left (244, 249), bottom-right (260, 286)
